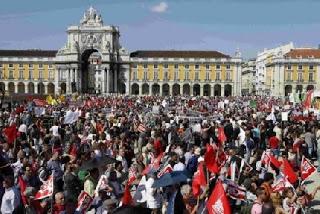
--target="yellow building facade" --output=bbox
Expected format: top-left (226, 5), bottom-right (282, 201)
top-left (0, 50), bottom-right (56, 95)
top-left (129, 51), bottom-right (242, 96)
top-left (266, 48), bottom-right (320, 96)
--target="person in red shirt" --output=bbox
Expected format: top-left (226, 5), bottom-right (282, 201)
top-left (268, 132), bottom-right (280, 157)
top-left (53, 192), bottom-right (65, 214)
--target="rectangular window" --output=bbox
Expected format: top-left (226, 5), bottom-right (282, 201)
top-left (133, 71), bottom-right (137, 80)
top-left (195, 64), bottom-right (199, 70)
top-left (39, 70), bottom-right (43, 79)
top-left (216, 72), bottom-right (220, 80)
top-left (19, 70), bottom-right (23, 79)
top-left (143, 64), bottom-right (148, 69)
top-left (49, 70), bottom-right (53, 80)
top-left (29, 70), bottom-right (33, 79)
top-left (9, 70), bottom-right (13, 79)
top-left (174, 64), bottom-right (178, 69)
top-left (9, 64), bottom-right (13, 68)
top-left (287, 65), bottom-right (292, 70)
top-left (309, 72), bottom-right (314, 82)
top-left (309, 65), bottom-right (314, 70)
top-left (226, 64), bottom-right (231, 69)
top-left (132, 64), bottom-right (137, 68)
top-left (226, 71), bottom-right (231, 80)
top-left (206, 71), bottom-right (210, 80)
top-left (286, 71), bottom-right (292, 81)
top-left (154, 64), bottom-right (158, 69)
top-left (39, 64), bottom-right (43, 68)
top-left (205, 64), bottom-right (210, 70)
top-left (164, 64), bottom-right (168, 69)
top-left (195, 71), bottom-right (199, 80)
top-left (185, 71), bottom-right (189, 80)
top-left (144, 70), bottom-right (147, 80)
top-left (174, 71), bottom-right (178, 80)
top-left (298, 65), bottom-right (303, 70)
top-left (19, 64), bottom-right (23, 68)
top-left (185, 64), bottom-right (189, 69)
top-left (154, 71), bottom-right (158, 80)
top-left (298, 72), bottom-right (303, 81)
top-left (216, 64), bottom-right (221, 70)
top-left (29, 64), bottom-right (33, 68)
top-left (164, 71), bottom-right (168, 80)
top-left (0, 64), bottom-right (2, 68)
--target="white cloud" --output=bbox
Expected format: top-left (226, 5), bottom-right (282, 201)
top-left (151, 2), bottom-right (168, 13)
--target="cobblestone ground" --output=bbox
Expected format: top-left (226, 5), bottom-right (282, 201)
top-left (305, 171), bottom-right (320, 212)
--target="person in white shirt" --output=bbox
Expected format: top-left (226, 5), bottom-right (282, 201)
top-left (1, 176), bottom-right (20, 214)
top-left (145, 172), bottom-right (162, 212)
top-left (173, 156), bottom-right (186, 171)
top-left (50, 121), bottom-right (60, 137)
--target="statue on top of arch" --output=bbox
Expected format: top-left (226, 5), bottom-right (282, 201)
top-left (80, 6), bottom-right (103, 26)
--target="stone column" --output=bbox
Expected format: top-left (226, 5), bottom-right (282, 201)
top-left (34, 83), bottom-right (38, 94)
top-left (200, 84), bottom-right (204, 96)
top-left (169, 84), bottom-right (173, 96)
top-left (106, 69), bottom-right (110, 94)
top-left (14, 82), bottom-right (18, 94)
top-left (160, 84), bottom-right (163, 96)
top-left (211, 85), bottom-right (214, 97)
top-left (55, 68), bottom-right (59, 95)
top-left (221, 85), bottom-right (225, 97)
top-left (149, 84), bottom-right (152, 96)
top-left (114, 70), bottom-right (118, 93)
top-left (66, 68), bottom-right (71, 94)
top-left (190, 84), bottom-right (193, 96)
top-left (139, 84), bottom-right (142, 96)
top-left (74, 68), bottom-right (78, 92)
top-left (25, 82), bottom-right (29, 93)
top-left (44, 83), bottom-right (48, 94)
top-left (4, 82), bottom-right (8, 92)
top-left (180, 84), bottom-right (183, 95)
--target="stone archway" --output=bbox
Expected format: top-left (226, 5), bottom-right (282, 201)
top-left (28, 82), bottom-right (35, 94)
top-left (172, 84), bottom-right (180, 96)
top-left (152, 84), bottom-right (160, 95)
top-left (224, 84), bottom-right (232, 97)
top-left (142, 83), bottom-right (149, 95)
top-left (119, 83), bottom-right (126, 94)
top-left (8, 82), bottom-right (14, 94)
top-left (203, 84), bottom-right (211, 96)
top-left (193, 84), bottom-right (200, 96)
top-left (162, 83), bottom-right (170, 96)
top-left (307, 85), bottom-right (314, 91)
top-left (284, 85), bottom-right (292, 96)
top-left (60, 83), bottom-right (66, 94)
top-left (131, 83), bottom-right (139, 95)
top-left (183, 84), bottom-right (190, 95)
top-left (214, 84), bottom-right (221, 96)
top-left (17, 82), bottom-right (25, 94)
top-left (38, 82), bottom-right (45, 95)
top-left (48, 83), bottom-right (55, 95)
top-left (0, 82), bottom-right (5, 92)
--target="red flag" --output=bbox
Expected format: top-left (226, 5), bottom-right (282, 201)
top-left (35, 175), bottom-right (53, 200)
top-left (18, 176), bottom-right (27, 205)
top-left (303, 90), bottom-right (313, 110)
top-left (281, 159), bottom-right (298, 184)
top-left (217, 127), bottom-right (227, 144)
top-left (269, 154), bottom-right (282, 168)
top-left (206, 180), bottom-right (231, 214)
top-left (301, 156), bottom-right (316, 180)
top-left (192, 162), bottom-right (207, 197)
top-left (76, 191), bottom-right (93, 214)
top-left (142, 152), bottom-right (164, 175)
top-left (157, 165), bottom-right (173, 178)
top-left (121, 183), bottom-right (133, 206)
top-left (33, 99), bottom-right (47, 107)
top-left (205, 144), bottom-right (219, 174)
top-left (272, 176), bottom-right (292, 192)
top-left (224, 179), bottom-right (246, 201)
top-left (3, 125), bottom-right (18, 144)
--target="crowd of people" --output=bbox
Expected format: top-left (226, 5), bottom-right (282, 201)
top-left (0, 95), bottom-right (319, 214)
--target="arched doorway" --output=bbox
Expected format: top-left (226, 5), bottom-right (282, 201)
top-left (214, 84), bottom-right (221, 96)
top-left (119, 83), bottom-right (126, 94)
top-left (193, 84), bottom-right (200, 96)
top-left (0, 82), bottom-right (5, 92)
top-left (183, 84), bottom-right (190, 95)
top-left (307, 85), bottom-right (314, 91)
top-left (38, 82), bottom-right (45, 94)
top-left (162, 84), bottom-right (170, 96)
top-left (284, 85), bottom-right (292, 96)
top-left (60, 83), bottom-right (66, 94)
top-left (172, 84), bottom-right (180, 96)
top-left (152, 84), bottom-right (160, 95)
top-left (81, 49), bottom-right (102, 94)
top-left (28, 82), bottom-right (34, 94)
top-left (142, 83), bottom-right (149, 95)
top-left (8, 82), bottom-right (14, 94)
top-left (224, 84), bottom-right (232, 97)
top-left (296, 85), bottom-right (303, 93)
top-left (203, 84), bottom-right (211, 96)
top-left (131, 83), bottom-right (139, 95)
top-left (18, 82), bottom-right (25, 94)
top-left (48, 83), bottom-right (55, 95)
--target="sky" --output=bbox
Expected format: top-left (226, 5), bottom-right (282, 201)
top-left (0, 0), bottom-right (320, 59)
